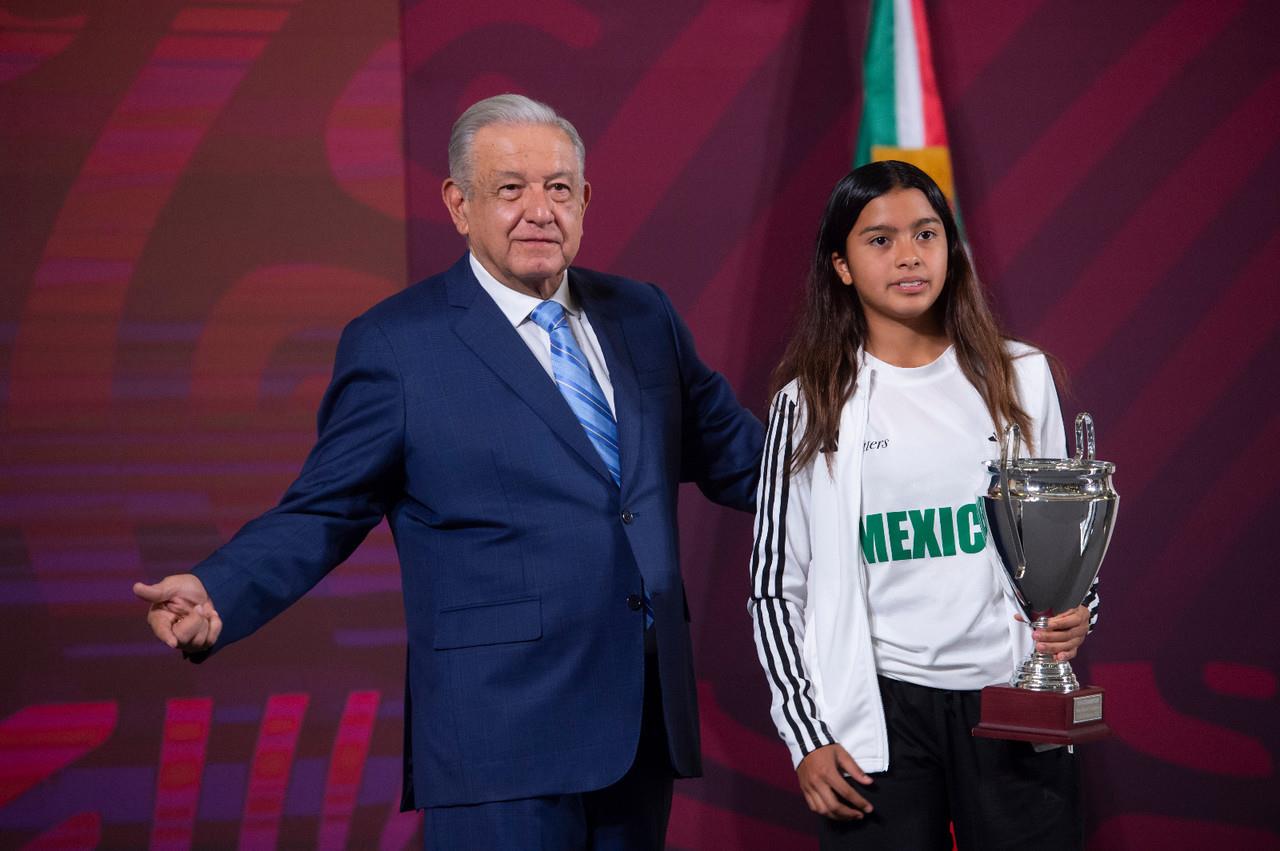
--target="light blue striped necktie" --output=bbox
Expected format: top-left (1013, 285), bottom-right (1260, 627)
top-left (529, 300), bottom-right (621, 486)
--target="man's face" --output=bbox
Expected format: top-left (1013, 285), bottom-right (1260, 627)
top-left (442, 123), bottom-right (590, 299)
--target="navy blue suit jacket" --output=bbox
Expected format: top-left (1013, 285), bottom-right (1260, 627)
top-left (192, 255), bottom-right (763, 808)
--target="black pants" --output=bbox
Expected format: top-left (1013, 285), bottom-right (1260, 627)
top-left (819, 676), bottom-right (1082, 851)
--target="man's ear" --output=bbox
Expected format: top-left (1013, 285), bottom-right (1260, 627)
top-left (581, 180), bottom-right (591, 213)
top-left (442, 179), bottom-right (469, 236)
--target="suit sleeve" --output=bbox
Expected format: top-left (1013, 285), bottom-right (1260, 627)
top-left (748, 391), bottom-right (836, 765)
top-left (652, 285), bottom-right (764, 511)
top-left (1026, 351), bottom-right (1100, 632)
top-left (191, 313), bottom-right (406, 654)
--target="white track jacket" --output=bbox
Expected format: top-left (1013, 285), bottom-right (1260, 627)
top-left (748, 344), bottom-right (1100, 770)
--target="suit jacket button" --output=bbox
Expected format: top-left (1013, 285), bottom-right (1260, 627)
top-left (620, 510), bottom-right (635, 524)
top-left (626, 593), bottom-right (643, 611)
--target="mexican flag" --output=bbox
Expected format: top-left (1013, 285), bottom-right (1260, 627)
top-left (855, 0), bottom-right (956, 202)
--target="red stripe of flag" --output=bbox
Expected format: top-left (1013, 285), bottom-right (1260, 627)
top-left (910, 0), bottom-right (948, 146)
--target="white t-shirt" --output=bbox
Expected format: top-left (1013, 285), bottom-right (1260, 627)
top-left (859, 346), bottom-right (1011, 690)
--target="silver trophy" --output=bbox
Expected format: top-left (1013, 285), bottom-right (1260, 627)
top-left (973, 413), bottom-right (1118, 743)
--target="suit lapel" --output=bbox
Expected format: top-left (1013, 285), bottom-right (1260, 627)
top-left (446, 257), bottom-right (615, 486)
top-left (573, 270), bottom-right (642, 494)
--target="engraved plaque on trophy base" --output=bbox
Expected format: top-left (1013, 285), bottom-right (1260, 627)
top-left (971, 684), bottom-right (1111, 745)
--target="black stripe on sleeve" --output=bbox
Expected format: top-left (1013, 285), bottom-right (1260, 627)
top-left (771, 400), bottom-right (794, 598)
top-left (749, 396), bottom-right (785, 597)
top-left (749, 397), bottom-right (831, 753)
top-left (768, 402), bottom-right (833, 744)
top-left (751, 397), bottom-right (814, 750)
top-left (1083, 577), bottom-right (1100, 631)
top-left (764, 598), bottom-right (825, 752)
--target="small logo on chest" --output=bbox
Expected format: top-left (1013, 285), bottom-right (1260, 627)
top-left (863, 438), bottom-right (890, 452)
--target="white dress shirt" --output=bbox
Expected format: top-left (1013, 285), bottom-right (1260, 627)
top-left (469, 253), bottom-right (616, 415)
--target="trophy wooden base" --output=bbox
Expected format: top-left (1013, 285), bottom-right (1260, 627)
top-left (971, 684), bottom-right (1111, 744)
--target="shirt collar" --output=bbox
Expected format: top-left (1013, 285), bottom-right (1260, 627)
top-left (469, 253), bottom-right (578, 329)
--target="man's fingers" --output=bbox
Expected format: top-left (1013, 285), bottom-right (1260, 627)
top-left (136, 575), bottom-right (192, 604)
top-left (133, 574), bottom-right (209, 608)
top-left (171, 611), bottom-right (199, 645)
top-left (187, 618), bottom-right (210, 651)
top-left (183, 604), bottom-right (221, 651)
top-left (145, 606), bottom-right (180, 645)
top-left (173, 610), bottom-right (213, 650)
top-left (135, 574), bottom-right (216, 653)
top-left (193, 613), bottom-right (212, 648)
top-left (204, 606), bottom-right (223, 646)
top-left (133, 581), bottom-right (169, 604)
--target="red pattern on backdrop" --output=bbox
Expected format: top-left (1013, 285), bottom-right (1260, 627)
top-left (0, 703), bottom-right (118, 808)
top-left (239, 693), bottom-right (309, 849)
top-left (317, 691), bottom-right (380, 851)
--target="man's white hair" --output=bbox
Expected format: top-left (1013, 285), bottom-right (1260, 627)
top-left (448, 94), bottom-right (586, 197)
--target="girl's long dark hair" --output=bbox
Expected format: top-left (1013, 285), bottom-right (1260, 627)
top-left (772, 160), bottom-right (1037, 472)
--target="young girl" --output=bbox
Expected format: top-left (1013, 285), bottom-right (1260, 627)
top-left (749, 161), bottom-right (1098, 850)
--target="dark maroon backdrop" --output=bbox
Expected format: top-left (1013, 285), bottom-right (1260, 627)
top-left (3, 1), bottom-right (1278, 848)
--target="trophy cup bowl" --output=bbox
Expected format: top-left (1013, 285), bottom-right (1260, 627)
top-left (971, 413), bottom-right (1118, 744)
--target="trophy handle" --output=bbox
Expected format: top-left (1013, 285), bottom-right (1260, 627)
top-left (1074, 412), bottom-right (1096, 461)
top-left (999, 423), bottom-right (1028, 580)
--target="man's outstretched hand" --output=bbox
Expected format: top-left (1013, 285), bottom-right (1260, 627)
top-left (133, 574), bottom-right (221, 653)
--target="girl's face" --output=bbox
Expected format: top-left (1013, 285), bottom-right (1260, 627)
top-left (831, 187), bottom-right (949, 332)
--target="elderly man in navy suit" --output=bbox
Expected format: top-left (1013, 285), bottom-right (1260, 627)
top-left (134, 94), bottom-right (763, 849)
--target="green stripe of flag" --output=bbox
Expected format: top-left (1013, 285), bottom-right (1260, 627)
top-left (855, 0), bottom-right (896, 167)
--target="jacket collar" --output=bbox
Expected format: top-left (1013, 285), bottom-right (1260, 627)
top-left (445, 255), bottom-right (640, 491)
